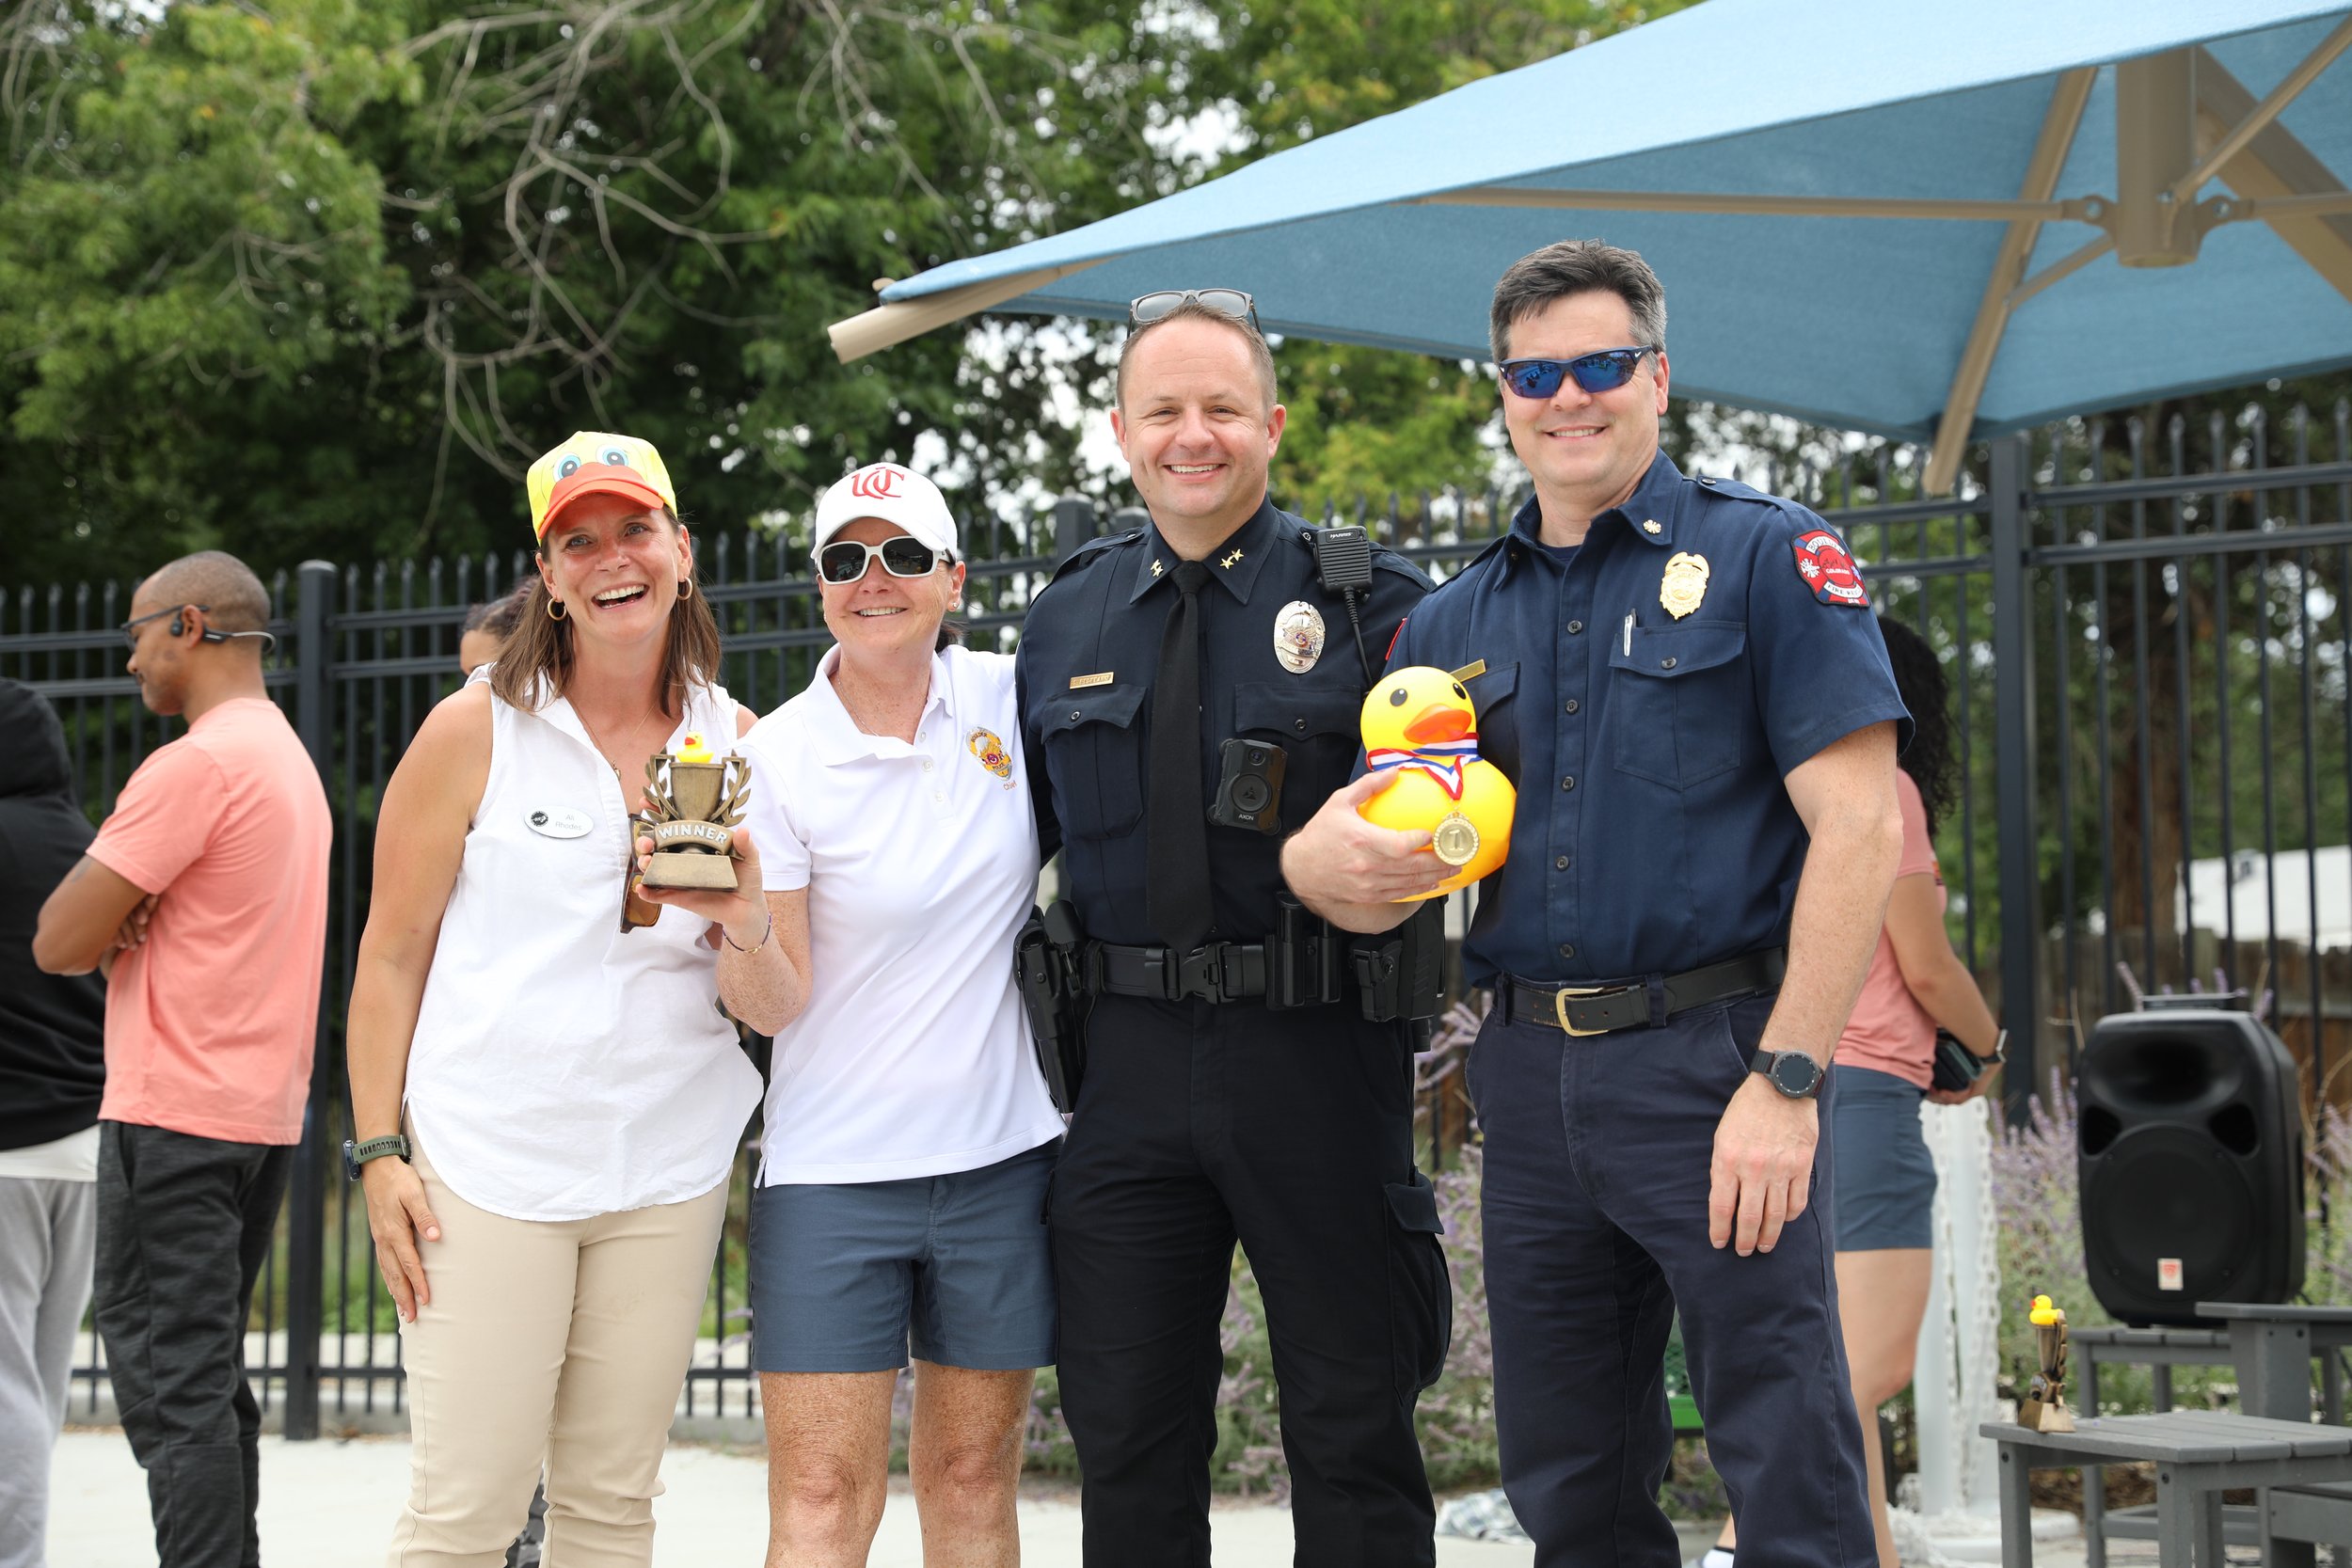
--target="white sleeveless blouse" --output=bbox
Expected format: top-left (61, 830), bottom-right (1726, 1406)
top-left (405, 676), bottom-right (763, 1220)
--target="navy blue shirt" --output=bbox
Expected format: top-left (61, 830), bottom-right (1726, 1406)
top-left (1016, 496), bottom-right (1431, 946)
top-left (1387, 452), bottom-right (1911, 989)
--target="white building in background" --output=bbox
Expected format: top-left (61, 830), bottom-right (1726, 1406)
top-left (2184, 847), bottom-right (2352, 950)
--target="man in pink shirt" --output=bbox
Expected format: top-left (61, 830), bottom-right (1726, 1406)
top-left (34, 550), bottom-right (330, 1568)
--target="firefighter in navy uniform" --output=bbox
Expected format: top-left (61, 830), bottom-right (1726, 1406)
top-left (1284, 242), bottom-right (1910, 1568)
top-left (1015, 290), bottom-right (1449, 1568)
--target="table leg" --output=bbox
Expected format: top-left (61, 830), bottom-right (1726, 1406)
top-left (2233, 1320), bottom-right (2315, 1420)
top-left (2155, 1363), bottom-right (2175, 1410)
top-left (2154, 1467), bottom-right (2194, 1568)
top-left (1997, 1444), bottom-right (2035, 1568)
top-left (2085, 1356), bottom-right (2107, 1568)
top-left (2195, 1485), bottom-right (2225, 1568)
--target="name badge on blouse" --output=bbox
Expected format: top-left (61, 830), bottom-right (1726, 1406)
top-left (525, 805), bottom-right (594, 839)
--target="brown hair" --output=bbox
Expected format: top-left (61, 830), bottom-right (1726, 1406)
top-left (489, 512), bottom-right (723, 720)
top-left (1116, 299), bottom-right (1279, 412)
top-left (1489, 239), bottom-right (1668, 363)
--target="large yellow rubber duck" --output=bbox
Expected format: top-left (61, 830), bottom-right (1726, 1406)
top-left (1357, 666), bottom-right (1516, 899)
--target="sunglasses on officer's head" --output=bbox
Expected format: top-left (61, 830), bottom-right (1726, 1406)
top-left (1129, 289), bottom-right (1260, 333)
top-left (817, 537), bottom-right (943, 584)
top-left (1497, 347), bottom-right (1658, 400)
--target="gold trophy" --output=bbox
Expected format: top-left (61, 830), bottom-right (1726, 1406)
top-left (636, 731), bottom-right (751, 892)
top-left (2019, 1293), bottom-right (2076, 1433)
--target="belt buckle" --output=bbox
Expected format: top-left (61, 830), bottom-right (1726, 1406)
top-left (1553, 985), bottom-right (1614, 1037)
top-left (1177, 944), bottom-right (1227, 1003)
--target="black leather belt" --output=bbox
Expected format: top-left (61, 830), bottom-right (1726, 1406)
top-left (1501, 947), bottom-right (1787, 1037)
top-left (1091, 941), bottom-right (1271, 1004)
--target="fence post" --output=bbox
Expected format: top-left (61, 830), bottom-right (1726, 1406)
top-left (1989, 436), bottom-right (2042, 1126)
top-left (282, 561), bottom-right (336, 1440)
top-left (1052, 496), bottom-right (1096, 562)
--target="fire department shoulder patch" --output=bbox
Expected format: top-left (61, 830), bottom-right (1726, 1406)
top-left (1792, 529), bottom-right (1869, 609)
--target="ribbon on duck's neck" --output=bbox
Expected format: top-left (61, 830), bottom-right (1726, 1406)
top-left (1365, 737), bottom-right (1481, 800)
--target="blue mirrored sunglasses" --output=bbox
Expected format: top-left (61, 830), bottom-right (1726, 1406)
top-left (1498, 347), bottom-right (1657, 400)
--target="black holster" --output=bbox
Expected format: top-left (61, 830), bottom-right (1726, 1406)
top-left (1015, 900), bottom-right (1089, 1113)
top-left (1351, 900), bottom-right (1446, 1025)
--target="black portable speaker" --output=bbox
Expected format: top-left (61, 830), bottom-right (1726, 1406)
top-left (2076, 1007), bottom-right (2304, 1326)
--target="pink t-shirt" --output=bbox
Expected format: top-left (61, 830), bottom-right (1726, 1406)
top-left (88, 698), bottom-right (331, 1145)
top-left (1836, 768), bottom-right (1942, 1088)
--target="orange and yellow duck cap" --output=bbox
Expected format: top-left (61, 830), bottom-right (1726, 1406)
top-left (527, 432), bottom-right (679, 540)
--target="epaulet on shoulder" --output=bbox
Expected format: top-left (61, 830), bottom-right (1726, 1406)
top-left (1688, 471), bottom-right (1820, 534)
top-left (1370, 543), bottom-right (1437, 591)
top-left (1045, 527), bottom-right (1142, 586)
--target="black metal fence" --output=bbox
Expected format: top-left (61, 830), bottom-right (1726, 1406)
top-left (9, 405), bottom-right (2352, 1435)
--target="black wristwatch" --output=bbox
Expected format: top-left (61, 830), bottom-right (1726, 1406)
top-left (342, 1134), bottom-right (411, 1183)
top-left (1748, 1049), bottom-right (1827, 1100)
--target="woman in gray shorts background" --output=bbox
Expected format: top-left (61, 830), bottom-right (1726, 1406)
top-left (731, 463), bottom-right (1065, 1567)
top-left (1708, 615), bottom-right (2003, 1568)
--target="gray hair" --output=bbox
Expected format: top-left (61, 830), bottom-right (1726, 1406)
top-left (1116, 300), bottom-right (1279, 412)
top-left (1488, 240), bottom-right (1668, 363)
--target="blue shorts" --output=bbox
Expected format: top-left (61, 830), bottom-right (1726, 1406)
top-left (1828, 1064), bottom-right (1936, 1251)
top-left (747, 1139), bottom-right (1058, 1373)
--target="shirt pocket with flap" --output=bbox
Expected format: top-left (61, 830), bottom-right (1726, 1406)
top-left (1460, 661), bottom-right (1520, 784)
top-left (1605, 621), bottom-right (1746, 790)
top-left (1040, 682), bottom-right (1147, 839)
top-left (1233, 682), bottom-right (1362, 829)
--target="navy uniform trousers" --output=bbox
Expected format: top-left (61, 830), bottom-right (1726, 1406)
top-left (1470, 991), bottom-right (1876, 1568)
top-left (1051, 992), bottom-right (1448, 1567)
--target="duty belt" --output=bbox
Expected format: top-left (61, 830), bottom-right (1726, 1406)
top-left (1501, 947), bottom-right (1788, 1037)
top-left (1089, 940), bottom-right (1277, 1005)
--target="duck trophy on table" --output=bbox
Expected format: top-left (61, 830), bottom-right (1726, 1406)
top-left (624, 731), bottom-right (751, 928)
top-left (2019, 1292), bottom-right (2075, 1433)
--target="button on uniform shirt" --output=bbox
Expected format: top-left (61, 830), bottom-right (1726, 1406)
top-left (1388, 453), bottom-right (1912, 989)
top-left (1016, 497), bottom-right (1430, 946)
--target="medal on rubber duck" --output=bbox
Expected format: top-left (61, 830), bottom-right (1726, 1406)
top-left (1356, 666), bottom-right (1516, 899)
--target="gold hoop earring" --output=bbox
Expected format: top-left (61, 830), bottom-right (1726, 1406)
top-left (547, 597), bottom-right (567, 622)
top-left (677, 578), bottom-right (693, 600)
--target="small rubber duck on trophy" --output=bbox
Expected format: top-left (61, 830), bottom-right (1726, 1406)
top-left (2019, 1293), bottom-right (2075, 1433)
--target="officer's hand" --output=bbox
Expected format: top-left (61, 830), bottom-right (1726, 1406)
top-left (634, 827), bottom-right (769, 950)
top-left (1708, 1074), bottom-right (1820, 1257)
top-left (1281, 772), bottom-right (1450, 915)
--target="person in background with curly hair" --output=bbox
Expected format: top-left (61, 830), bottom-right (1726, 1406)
top-left (1705, 611), bottom-right (2002, 1568)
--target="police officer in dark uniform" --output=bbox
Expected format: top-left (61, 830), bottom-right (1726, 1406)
top-left (1285, 242), bottom-right (1912, 1568)
top-left (1015, 289), bottom-right (1449, 1567)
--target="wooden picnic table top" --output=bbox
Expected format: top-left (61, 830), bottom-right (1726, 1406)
top-left (1980, 1412), bottom-right (2352, 1465)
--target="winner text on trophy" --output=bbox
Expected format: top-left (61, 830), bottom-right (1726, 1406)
top-left (638, 731), bottom-right (751, 890)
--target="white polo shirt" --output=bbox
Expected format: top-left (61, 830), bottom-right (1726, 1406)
top-left (740, 643), bottom-right (1063, 1185)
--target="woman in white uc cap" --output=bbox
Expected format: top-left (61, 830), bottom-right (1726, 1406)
top-left (729, 462), bottom-right (1064, 1565)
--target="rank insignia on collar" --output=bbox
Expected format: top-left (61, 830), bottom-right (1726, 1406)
top-left (1274, 600), bottom-right (1326, 673)
top-left (1660, 551), bottom-right (1709, 620)
top-left (1642, 519), bottom-right (1662, 534)
top-left (1221, 548), bottom-right (1245, 569)
top-left (1151, 560), bottom-right (1165, 578)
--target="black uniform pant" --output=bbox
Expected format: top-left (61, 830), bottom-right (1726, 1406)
top-left (1052, 994), bottom-right (1447, 1567)
top-left (1470, 992), bottom-right (1875, 1568)
top-left (94, 1122), bottom-right (294, 1568)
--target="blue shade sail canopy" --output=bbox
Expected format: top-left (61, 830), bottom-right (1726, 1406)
top-left (828, 0), bottom-right (2352, 493)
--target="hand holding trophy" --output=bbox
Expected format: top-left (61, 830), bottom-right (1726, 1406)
top-left (623, 732), bottom-right (762, 940)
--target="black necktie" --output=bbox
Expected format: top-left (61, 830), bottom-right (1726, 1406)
top-left (1148, 562), bottom-right (1214, 953)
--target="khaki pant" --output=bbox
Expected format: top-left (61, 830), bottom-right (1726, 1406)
top-left (386, 1137), bottom-right (730, 1568)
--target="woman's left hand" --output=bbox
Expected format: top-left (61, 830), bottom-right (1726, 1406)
top-left (633, 826), bottom-right (769, 950)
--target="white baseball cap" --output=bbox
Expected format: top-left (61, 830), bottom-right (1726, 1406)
top-left (814, 463), bottom-right (959, 562)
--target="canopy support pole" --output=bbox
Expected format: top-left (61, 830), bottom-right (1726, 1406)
top-left (2195, 47), bottom-right (2352, 310)
top-left (828, 261), bottom-right (1105, 362)
top-left (1924, 69), bottom-right (2095, 496)
top-left (2172, 11), bottom-right (2352, 205)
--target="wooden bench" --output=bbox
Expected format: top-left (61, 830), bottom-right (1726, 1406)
top-left (1982, 1413), bottom-right (2352, 1567)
